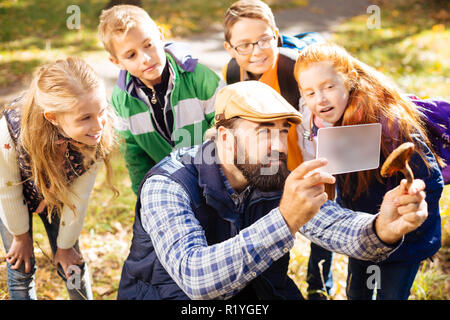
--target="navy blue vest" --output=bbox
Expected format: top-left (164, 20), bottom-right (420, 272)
top-left (117, 141), bottom-right (303, 300)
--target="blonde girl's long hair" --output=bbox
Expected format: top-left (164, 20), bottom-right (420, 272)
top-left (19, 57), bottom-right (119, 218)
top-left (294, 42), bottom-right (444, 200)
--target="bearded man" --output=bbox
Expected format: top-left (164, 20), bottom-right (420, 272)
top-left (117, 81), bottom-right (428, 300)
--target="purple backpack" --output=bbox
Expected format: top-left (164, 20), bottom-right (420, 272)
top-left (409, 96), bottom-right (450, 184)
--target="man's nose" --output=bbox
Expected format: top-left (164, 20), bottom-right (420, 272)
top-left (270, 132), bottom-right (288, 155)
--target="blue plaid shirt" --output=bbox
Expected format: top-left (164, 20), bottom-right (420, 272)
top-left (140, 172), bottom-right (399, 300)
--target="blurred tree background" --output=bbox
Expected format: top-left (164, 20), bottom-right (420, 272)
top-left (0, 0), bottom-right (299, 90)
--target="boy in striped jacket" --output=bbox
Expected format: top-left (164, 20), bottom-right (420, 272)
top-left (98, 5), bottom-right (223, 194)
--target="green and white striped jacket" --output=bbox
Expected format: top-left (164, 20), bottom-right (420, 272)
top-left (111, 43), bottom-right (223, 194)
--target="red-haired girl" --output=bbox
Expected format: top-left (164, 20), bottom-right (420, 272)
top-left (294, 42), bottom-right (444, 300)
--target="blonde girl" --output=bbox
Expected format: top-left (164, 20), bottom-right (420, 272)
top-left (0, 57), bottom-right (117, 300)
top-left (294, 42), bottom-right (444, 300)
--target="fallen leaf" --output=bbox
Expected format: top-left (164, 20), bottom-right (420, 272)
top-left (432, 24), bottom-right (445, 33)
top-left (94, 285), bottom-right (114, 296)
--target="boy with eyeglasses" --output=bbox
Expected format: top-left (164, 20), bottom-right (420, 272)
top-left (223, 0), bottom-right (303, 171)
top-left (222, 0), bottom-right (333, 300)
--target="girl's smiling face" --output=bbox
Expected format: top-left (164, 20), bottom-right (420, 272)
top-left (51, 88), bottom-right (108, 146)
top-left (298, 61), bottom-right (350, 124)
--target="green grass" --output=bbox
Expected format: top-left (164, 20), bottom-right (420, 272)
top-left (332, 0), bottom-right (449, 100)
top-left (0, 0), bottom-right (302, 88)
top-left (410, 256), bottom-right (450, 300)
top-left (0, 0), bottom-right (108, 87)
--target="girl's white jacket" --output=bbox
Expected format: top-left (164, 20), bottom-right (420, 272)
top-left (0, 115), bottom-right (100, 249)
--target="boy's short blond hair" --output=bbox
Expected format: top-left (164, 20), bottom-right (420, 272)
top-left (98, 5), bottom-right (156, 57)
top-left (224, 0), bottom-right (277, 42)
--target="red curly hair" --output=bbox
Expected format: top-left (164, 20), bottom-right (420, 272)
top-left (294, 42), bottom-right (443, 200)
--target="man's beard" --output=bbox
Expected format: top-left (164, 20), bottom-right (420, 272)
top-left (234, 137), bottom-right (290, 192)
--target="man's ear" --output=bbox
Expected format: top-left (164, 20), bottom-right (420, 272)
top-left (217, 126), bottom-right (236, 151)
top-left (43, 112), bottom-right (58, 126)
top-left (217, 126), bottom-right (236, 165)
top-left (224, 41), bottom-right (237, 59)
top-left (217, 126), bottom-right (229, 143)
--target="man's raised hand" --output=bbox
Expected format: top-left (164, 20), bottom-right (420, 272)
top-left (279, 158), bottom-right (335, 235)
top-left (375, 179), bottom-right (428, 244)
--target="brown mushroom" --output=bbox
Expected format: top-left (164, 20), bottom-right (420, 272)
top-left (380, 142), bottom-right (415, 189)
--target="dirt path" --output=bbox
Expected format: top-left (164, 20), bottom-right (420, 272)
top-left (0, 0), bottom-right (370, 104)
top-left (184, 0), bottom-right (370, 75)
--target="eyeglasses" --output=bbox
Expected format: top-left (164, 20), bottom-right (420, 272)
top-left (230, 35), bottom-right (276, 55)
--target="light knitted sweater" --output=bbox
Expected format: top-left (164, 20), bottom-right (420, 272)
top-left (0, 115), bottom-right (99, 249)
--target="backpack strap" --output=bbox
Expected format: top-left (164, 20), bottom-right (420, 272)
top-left (277, 47), bottom-right (300, 110)
top-left (225, 58), bottom-right (241, 84)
